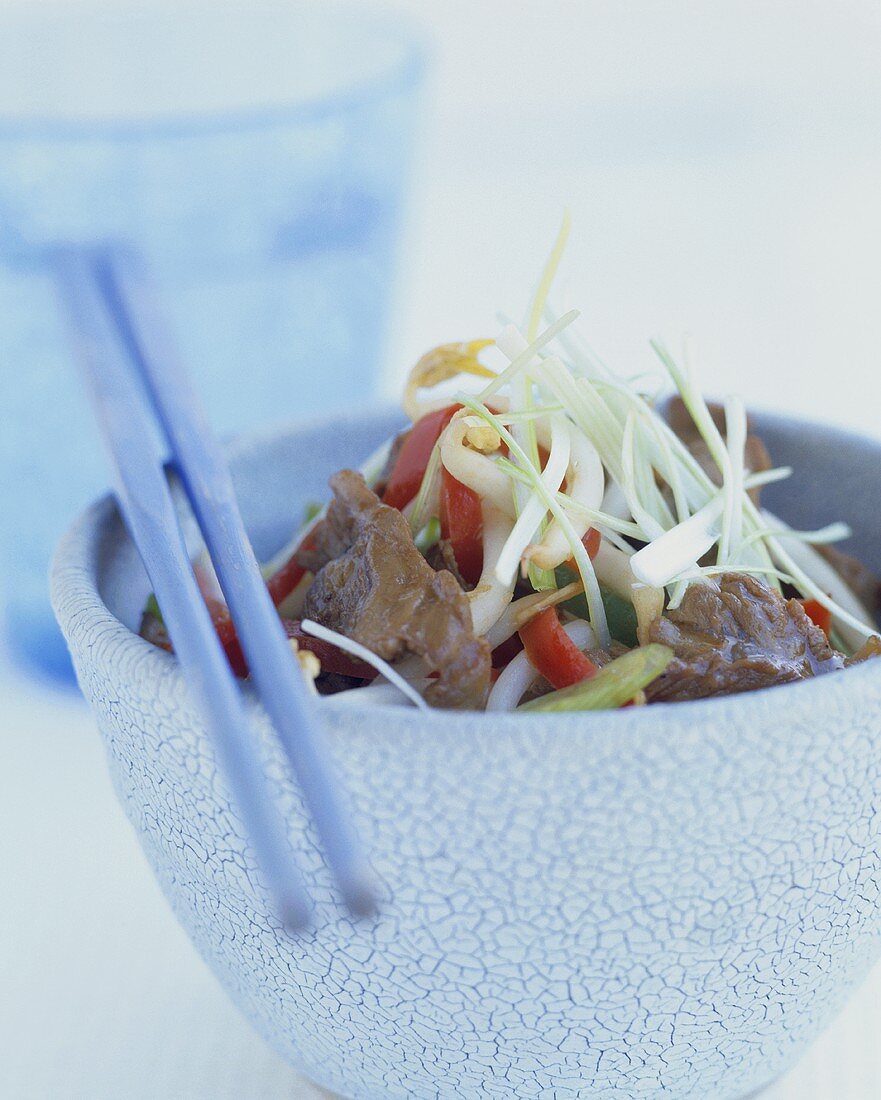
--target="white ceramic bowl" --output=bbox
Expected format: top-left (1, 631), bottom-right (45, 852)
top-left (51, 408), bottom-right (881, 1099)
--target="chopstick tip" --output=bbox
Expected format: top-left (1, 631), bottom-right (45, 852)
top-left (343, 878), bottom-right (379, 921)
top-left (279, 896), bottom-right (313, 936)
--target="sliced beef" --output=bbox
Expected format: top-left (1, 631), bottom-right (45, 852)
top-left (847, 635), bottom-right (881, 667)
top-left (302, 470), bottom-right (490, 708)
top-left (296, 520), bottom-right (343, 574)
top-left (646, 572), bottom-right (846, 703)
top-left (283, 620), bottom-right (377, 680)
top-left (315, 672), bottom-right (366, 696)
top-left (666, 396), bottom-right (772, 504)
top-left (585, 641), bottom-right (630, 669)
top-left (818, 544), bottom-right (881, 621)
top-left (425, 537), bottom-right (471, 591)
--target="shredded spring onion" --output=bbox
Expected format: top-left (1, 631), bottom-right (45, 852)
top-left (479, 310), bottom-right (580, 403)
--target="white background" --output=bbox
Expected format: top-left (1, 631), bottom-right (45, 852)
top-left (4, 1), bottom-right (881, 1098)
top-left (387, 0), bottom-right (881, 439)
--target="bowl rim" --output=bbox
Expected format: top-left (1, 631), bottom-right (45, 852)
top-left (50, 404), bottom-right (881, 731)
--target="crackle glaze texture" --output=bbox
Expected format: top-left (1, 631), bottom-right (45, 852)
top-left (52, 410), bottom-right (881, 1100)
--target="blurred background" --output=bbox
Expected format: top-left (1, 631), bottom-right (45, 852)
top-left (3, 1), bottom-right (881, 1096)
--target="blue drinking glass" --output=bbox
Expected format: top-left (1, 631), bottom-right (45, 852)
top-left (0, 2), bottom-right (425, 685)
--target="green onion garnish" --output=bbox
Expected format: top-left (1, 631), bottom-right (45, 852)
top-left (518, 644), bottom-right (673, 712)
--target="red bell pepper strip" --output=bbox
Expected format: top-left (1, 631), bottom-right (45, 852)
top-left (265, 521), bottom-right (323, 609)
top-left (382, 402), bottom-right (491, 583)
top-left (582, 527), bottom-right (601, 560)
top-left (518, 607), bottom-right (598, 689)
top-left (266, 554), bottom-right (307, 607)
top-left (564, 527), bottom-right (601, 570)
top-left (802, 598), bottom-right (832, 636)
top-left (382, 404), bottom-right (460, 511)
top-left (439, 466), bottom-right (484, 584)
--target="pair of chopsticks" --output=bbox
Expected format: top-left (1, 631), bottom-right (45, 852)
top-left (52, 244), bottom-right (374, 930)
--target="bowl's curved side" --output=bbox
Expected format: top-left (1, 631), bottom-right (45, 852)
top-left (52, 411), bottom-right (881, 1100)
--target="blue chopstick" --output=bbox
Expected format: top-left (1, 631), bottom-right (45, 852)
top-left (93, 245), bottom-right (376, 919)
top-left (51, 246), bottom-right (311, 931)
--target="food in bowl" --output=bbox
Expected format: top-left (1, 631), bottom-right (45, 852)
top-left (142, 237), bottom-right (880, 711)
top-left (52, 402), bottom-right (881, 1100)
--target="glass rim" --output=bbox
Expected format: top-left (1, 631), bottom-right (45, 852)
top-left (0, 0), bottom-right (429, 142)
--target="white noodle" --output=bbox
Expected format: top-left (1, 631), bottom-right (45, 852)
top-left (439, 417), bottom-right (516, 517)
top-left (632, 584), bottom-right (665, 645)
top-left (468, 503), bottom-right (518, 636)
top-left (458, 397), bottom-right (611, 647)
top-left (529, 420), bottom-right (604, 569)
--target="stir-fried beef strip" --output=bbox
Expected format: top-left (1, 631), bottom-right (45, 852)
top-left (425, 538), bottom-right (472, 591)
top-left (586, 642), bottom-right (630, 669)
top-left (301, 470), bottom-right (491, 708)
top-left (314, 672), bottom-right (367, 695)
top-left (666, 396), bottom-right (772, 504)
top-left (646, 572), bottom-right (846, 703)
